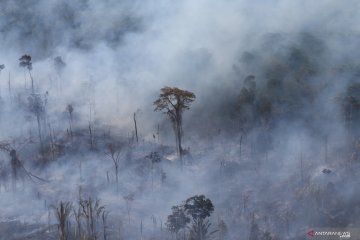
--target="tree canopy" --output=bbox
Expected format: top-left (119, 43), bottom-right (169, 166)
top-left (19, 55), bottom-right (32, 70)
top-left (154, 86), bottom-right (196, 120)
top-left (184, 195), bottom-right (214, 220)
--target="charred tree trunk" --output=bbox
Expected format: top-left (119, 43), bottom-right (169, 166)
top-left (174, 118), bottom-right (183, 168)
top-left (134, 112), bottom-right (138, 144)
top-left (89, 122), bottom-right (93, 148)
top-left (325, 135), bottom-right (328, 163)
top-left (69, 112), bottom-right (73, 138)
top-left (115, 164), bottom-right (119, 193)
top-left (29, 69), bottom-right (34, 93)
top-left (175, 109), bottom-right (183, 167)
top-left (8, 71), bottom-right (11, 100)
top-left (157, 124), bottom-right (160, 143)
top-left (300, 152), bottom-right (304, 183)
top-left (177, 123), bottom-right (182, 157)
top-left (36, 114), bottom-right (43, 151)
top-left (239, 134), bottom-right (243, 161)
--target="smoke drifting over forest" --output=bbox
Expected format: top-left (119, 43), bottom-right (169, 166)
top-left (0, 0), bottom-right (360, 239)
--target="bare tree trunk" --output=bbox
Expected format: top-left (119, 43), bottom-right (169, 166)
top-left (174, 124), bottom-right (179, 155)
top-left (103, 211), bottom-right (108, 240)
top-left (178, 125), bottom-right (182, 157)
top-left (151, 161), bottom-right (154, 192)
top-left (0, 71), bottom-right (2, 98)
top-left (127, 204), bottom-right (131, 224)
top-left (89, 122), bottom-right (93, 148)
top-left (23, 69), bottom-right (27, 89)
top-left (325, 135), bottom-right (328, 163)
top-left (239, 134), bottom-right (243, 161)
top-left (48, 123), bottom-right (55, 160)
top-left (157, 124), bottom-right (160, 143)
top-left (79, 158), bottom-right (82, 181)
top-left (176, 121), bottom-right (183, 168)
top-left (36, 114), bottom-right (43, 151)
top-left (106, 171), bottom-right (110, 185)
top-left (140, 219), bottom-right (143, 240)
top-left (8, 71), bottom-right (11, 100)
top-left (133, 112), bottom-right (138, 144)
top-left (29, 69), bottom-right (34, 93)
top-left (300, 152), bottom-right (304, 183)
top-left (69, 112), bottom-right (73, 139)
top-left (115, 165), bottom-right (119, 193)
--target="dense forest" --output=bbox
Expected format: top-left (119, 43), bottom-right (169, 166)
top-left (0, 1), bottom-right (360, 239)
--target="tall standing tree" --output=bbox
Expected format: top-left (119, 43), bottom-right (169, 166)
top-left (154, 87), bottom-right (195, 164)
top-left (166, 195), bottom-right (216, 240)
top-left (184, 195), bottom-right (214, 221)
top-left (19, 55), bottom-right (34, 93)
top-left (184, 195), bottom-right (216, 240)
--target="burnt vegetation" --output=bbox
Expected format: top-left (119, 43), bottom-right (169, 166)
top-left (0, 31), bottom-right (359, 239)
top-left (0, 2), bottom-right (360, 240)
